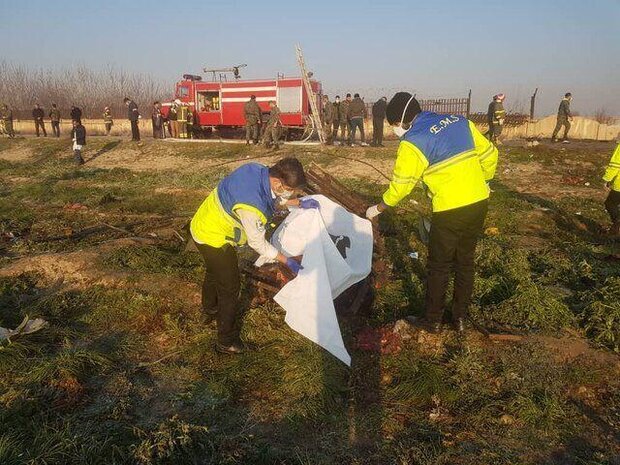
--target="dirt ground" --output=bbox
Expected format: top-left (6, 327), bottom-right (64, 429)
top-left (0, 136), bottom-right (618, 465)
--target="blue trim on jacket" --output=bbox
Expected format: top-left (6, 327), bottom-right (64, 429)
top-left (218, 163), bottom-right (275, 221)
top-left (402, 111), bottom-right (474, 165)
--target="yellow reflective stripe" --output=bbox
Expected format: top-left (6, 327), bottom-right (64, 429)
top-left (479, 146), bottom-right (496, 161)
top-left (212, 188), bottom-right (243, 231)
top-left (425, 149), bottom-right (478, 175)
top-left (232, 204), bottom-right (267, 224)
top-left (608, 162), bottom-right (620, 168)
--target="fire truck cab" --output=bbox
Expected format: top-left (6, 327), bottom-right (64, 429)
top-left (166, 74), bottom-right (322, 135)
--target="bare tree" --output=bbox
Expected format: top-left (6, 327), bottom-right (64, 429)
top-left (0, 61), bottom-right (170, 119)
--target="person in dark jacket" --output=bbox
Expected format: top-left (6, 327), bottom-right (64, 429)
top-left (332, 96), bottom-right (341, 142)
top-left (103, 106), bottom-right (113, 135)
top-left (371, 97), bottom-right (387, 146)
top-left (552, 92), bottom-right (573, 143)
top-left (32, 104), bottom-right (47, 137)
top-left (347, 93), bottom-right (368, 146)
top-left (70, 105), bottom-right (82, 124)
top-left (70, 120), bottom-right (86, 165)
top-left (49, 103), bottom-right (61, 137)
top-left (124, 97), bottom-right (141, 141)
top-left (152, 101), bottom-right (163, 139)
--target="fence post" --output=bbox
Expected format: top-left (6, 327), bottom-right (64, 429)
top-left (530, 88), bottom-right (538, 122)
top-left (466, 90), bottom-right (472, 118)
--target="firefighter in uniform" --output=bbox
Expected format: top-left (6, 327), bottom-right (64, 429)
top-left (189, 158), bottom-right (319, 354)
top-left (169, 101), bottom-right (179, 138)
top-left (177, 102), bottom-right (188, 139)
top-left (262, 101), bottom-right (282, 150)
top-left (603, 143), bottom-right (620, 236)
top-left (244, 95), bottom-right (261, 145)
top-left (366, 92), bottom-right (499, 333)
top-left (485, 93), bottom-right (506, 143)
top-left (338, 93), bottom-right (352, 144)
top-left (49, 103), bottom-right (61, 138)
top-left (552, 92), bottom-right (573, 143)
top-left (1, 103), bottom-right (15, 138)
top-left (321, 95), bottom-right (334, 145)
top-left (103, 106), bottom-right (113, 135)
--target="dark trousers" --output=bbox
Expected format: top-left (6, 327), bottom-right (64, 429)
top-left (425, 200), bottom-right (488, 323)
top-left (552, 117), bottom-right (571, 140)
top-left (246, 122), bottom-right (259, 143)
top-left (105, 122), bottom-right (112, 135)
top-left (34, 120), bottom-right (47, 137)
top-left (485, 123), bottom-right (502, 142)
top-left (372, 118), bottom-right (384, 145)
top-left (152, 123), bottom-right (163, 139)
top-left (51, 121), bottom-right (60, 137)
top-left (196, 243), bottom-right (242, 345)
top-left (338, 120), bottom-right (350, 143)
top-left (605, 190), bottom-right (620, 224)
top-left (73, 149), bottom-right (84, 165)
top-left (130, 120), bottom-right (140, 141)
top-left (349, 117), bottom-right (365, 144)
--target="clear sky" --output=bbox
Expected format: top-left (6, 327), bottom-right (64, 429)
top-left (1, 0), bottom-right (619, 115)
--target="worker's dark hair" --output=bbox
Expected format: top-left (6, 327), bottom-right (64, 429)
top-left (269, 157), bottom-right (307, 188)
top-left (565, 92), bottom-right (572, 97)
top-left (153, 100), bottom-right (160, 105)
top-left (250, 95), bottom-right (256, 100)
top-left (354, 93), bottom-right (360, 98)
top-left (51, 103), bottom-right (57, 107)
top-left (386, 92), bottom-right (422, 126)
top-left (335, 95), bottom-right (340, 99)
top-left (346, 93), bottom-right (351, 97)
top-left (123, 97), bottom-right (130, 103)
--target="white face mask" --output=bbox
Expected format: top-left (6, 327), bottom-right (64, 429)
top-left (393, 125), bottom-right (408, 138)
top-left (274, 182), bottom-right (294, 200)
top-left (392, 95), bottom-right (416, 138)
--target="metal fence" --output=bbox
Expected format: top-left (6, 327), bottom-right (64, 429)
top-left (367, 91), bottom-right (472, 118)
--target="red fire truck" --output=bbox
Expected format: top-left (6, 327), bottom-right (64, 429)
top-left (164, 73), bottom-right (323, 139)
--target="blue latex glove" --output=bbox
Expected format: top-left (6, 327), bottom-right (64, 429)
top-left (285, 257), bottom-right (303, 275)
top-left (299, 198), bottom-right (320, 210)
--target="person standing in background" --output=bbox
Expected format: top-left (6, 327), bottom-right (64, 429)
top-left (70, 105), bottom-right (82, 124)
top-left (124, 97), bottom-right (140, 142)
top-left (371, 97), bottom-right (387, 147)
top-left (338, 93), bottom-right (352, 145)
top-left (347, 93), bottom-right (368, 146)
top-left (0, 104), bottom-right (15, 138)
top-left (32, 104), bottom-right (47, 137)
top-left (151, 101), bottom-right (163, 139)
top-left (321, 95), bottom-right (334, 145)
top-left (332, 96), bottom-right (341, 143)
top-left (485, 94), bottom-right (506, 143)
top-left (169, 100), bottom-right (179, 138)
top-left (244, 95), bottom-right (261, 145)
top-left (49, 103), bottom-right (61, 137)
top-left (103, 106), bottom-right (113, 135)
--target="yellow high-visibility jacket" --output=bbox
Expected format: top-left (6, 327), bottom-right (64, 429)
top-left (383, 112), bottom-right (498, 212)
top-left (603, 144), bottom-right (620, 192)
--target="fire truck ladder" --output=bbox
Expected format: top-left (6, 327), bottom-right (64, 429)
top-left (295, 44), bottom-right (325, 144)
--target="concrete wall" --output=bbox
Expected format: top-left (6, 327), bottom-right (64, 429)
top-left (8, 115), bottom-right (620, 141)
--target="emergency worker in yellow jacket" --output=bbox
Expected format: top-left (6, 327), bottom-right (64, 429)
top-left (190, 158), bottom-right (320, 354)
top-left (366, 92), bottom-right (499, 332)
top-left (603, 143), bottom-right (620, 235)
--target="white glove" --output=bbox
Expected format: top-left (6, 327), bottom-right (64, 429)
top-left (366, 204), bottom-right (382, 220)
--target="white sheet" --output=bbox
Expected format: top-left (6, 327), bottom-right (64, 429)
top-left (268, 195), bottom-right (373, 366)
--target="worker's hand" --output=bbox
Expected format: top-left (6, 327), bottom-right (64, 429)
top-left (299, 198), bottom-right (320, 210)
top-left (285, 257), bottom-right (303, 275)
top-left (366, 202), bottom-right (386, 220)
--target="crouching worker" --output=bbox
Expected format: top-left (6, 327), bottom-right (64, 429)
top-left (366, 92), bottom-right (498, 332)
top-left (603, 143), bottom-right (620, 236)
top-left (70, 120), bottom-right (86, 165)
top-left (190, 158), bottom-right (320, 354)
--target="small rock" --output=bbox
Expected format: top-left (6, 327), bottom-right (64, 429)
top-left (499, 414), bottom-right (515, 425)
top-left (393, 319), bottom-right (413, 340)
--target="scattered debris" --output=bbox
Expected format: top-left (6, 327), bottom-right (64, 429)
top-left (408, 251), bottom-right (419, 260)
top-left (499, 414), bottom-right (515, 425)
top-left (0, 315), bottom-right (48, 341)
top-left (485, 227), bottom-right (500, 236)
top-left (355, 326), bottom-right (402, 355)
top-left (393, 319), bottom-right (414, 340)
top-left (64, 202), bottom-right (88, 211)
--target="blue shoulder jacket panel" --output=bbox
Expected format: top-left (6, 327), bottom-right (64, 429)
top-left (402, 112), bottom-right (474, 166)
